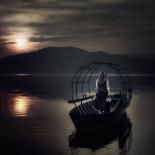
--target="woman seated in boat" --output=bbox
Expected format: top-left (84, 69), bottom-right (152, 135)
top-left (93, 71), bottom-right (110, 112)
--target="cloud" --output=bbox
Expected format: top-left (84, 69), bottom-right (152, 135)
top-left (0, 0), bottom-right (155, 57)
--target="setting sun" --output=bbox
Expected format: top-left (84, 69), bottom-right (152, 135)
top-left (15, 35), bottom-right (28, 49)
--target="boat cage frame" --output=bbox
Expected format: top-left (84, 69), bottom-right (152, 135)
top-left (68, 61), bottom-right (133, 104)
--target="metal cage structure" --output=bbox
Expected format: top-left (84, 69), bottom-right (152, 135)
top-left (68, 62), bottom-right (133, 104)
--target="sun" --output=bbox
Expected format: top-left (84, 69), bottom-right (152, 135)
top-left (7, 31), bottom-right (36, 53)
top-left (15, 35), bottom-right (28, 49)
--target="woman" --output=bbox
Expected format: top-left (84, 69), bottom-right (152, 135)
top-left (93, 71), bottom-right (110, 112)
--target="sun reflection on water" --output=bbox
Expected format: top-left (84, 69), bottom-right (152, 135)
top-left (12, 95), bottom-right (31, 117)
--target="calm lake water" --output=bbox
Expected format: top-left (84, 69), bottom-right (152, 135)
top-left (0, 75), bottom-right (155, 155)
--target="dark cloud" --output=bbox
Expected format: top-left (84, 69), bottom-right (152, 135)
top-left (0, 0), bottom-right (155, 57)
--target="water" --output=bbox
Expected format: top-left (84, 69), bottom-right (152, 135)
top-left (0, 75), bottom-right (155, 155)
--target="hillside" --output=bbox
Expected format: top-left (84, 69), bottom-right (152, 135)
top-left (0, 47), bottom-right (154, 74)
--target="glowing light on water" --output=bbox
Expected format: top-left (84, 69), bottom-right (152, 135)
top-left (12, 95), bottom-right (31, 117)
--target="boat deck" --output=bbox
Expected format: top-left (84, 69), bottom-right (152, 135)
top-left (70, 94), bottom-right (122, 116)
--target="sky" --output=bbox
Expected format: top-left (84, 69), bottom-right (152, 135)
top-left (0, 0), bottom-right (155, 58)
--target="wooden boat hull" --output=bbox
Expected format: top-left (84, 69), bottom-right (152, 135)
top-left (69, 112), bottom-right (132, 150)
top-left (70, 105), bottom-right (126, 131)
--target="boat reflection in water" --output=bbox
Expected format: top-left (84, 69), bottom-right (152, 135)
top-left (12, 95), bottom-right (32, 117)
top-left (69, 113), bottom-right (132, 154)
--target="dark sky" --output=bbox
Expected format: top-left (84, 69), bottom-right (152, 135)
top-left (0, 0), bottom-right (155, 58)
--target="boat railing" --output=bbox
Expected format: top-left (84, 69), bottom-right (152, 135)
top-left (68, 95), bottom-right (94, 104)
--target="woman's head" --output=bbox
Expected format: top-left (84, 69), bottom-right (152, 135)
top-left (98, 71), bottom-right (106, 83)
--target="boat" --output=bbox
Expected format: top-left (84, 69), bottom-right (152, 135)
top-left (68, 61), bottom-right (133, 130)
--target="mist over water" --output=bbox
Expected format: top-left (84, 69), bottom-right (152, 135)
top-left (0, 75), bottom-right (154, 155)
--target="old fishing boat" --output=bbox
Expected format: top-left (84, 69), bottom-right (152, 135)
top-left (68, 61), bottom-right (133, 130)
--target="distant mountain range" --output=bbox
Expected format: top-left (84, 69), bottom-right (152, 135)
top-left (0, 47), bottom-right (155, 74)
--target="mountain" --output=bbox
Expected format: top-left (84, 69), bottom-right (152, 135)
top-left (0, 47), bottom-right (155, 74)
top-left (0, 46), bottom-right (12, 58)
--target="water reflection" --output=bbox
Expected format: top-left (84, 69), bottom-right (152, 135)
top-left (12, 96), bottom-right (31, 117)
top-left (0, 75), bottom-right (154, 155)
top-left (0, 90), bottom-right (33, 118)
top-left (69, 113), bottom-right (132, 154)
